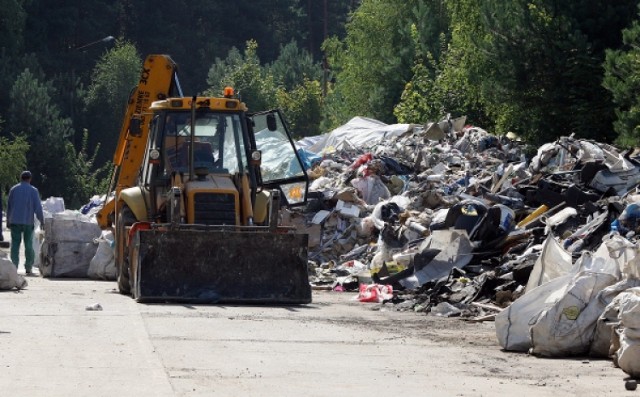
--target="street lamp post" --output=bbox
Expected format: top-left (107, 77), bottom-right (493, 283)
top-left (76, 35), bottom-right (115, 51)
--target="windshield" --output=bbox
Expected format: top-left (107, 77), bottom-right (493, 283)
top-left (161, 112), bottom-right (248, 174)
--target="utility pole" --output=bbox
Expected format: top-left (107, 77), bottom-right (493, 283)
top-left (322, 0), bottom-right (328, 98)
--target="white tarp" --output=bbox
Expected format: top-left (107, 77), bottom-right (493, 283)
top-left (255, 128), bottom-right (305, 180)
top-left (302, 117), bottom-right (413, 154)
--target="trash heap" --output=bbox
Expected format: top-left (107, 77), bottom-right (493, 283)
top-left (294, 116), bottom-right (640, 372)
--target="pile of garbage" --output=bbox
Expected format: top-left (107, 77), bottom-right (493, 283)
top-left (292, 116), bottom-right (640, 376)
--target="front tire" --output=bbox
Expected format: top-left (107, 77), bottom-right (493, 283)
top-left (115, 205), bottom-right (136, 295)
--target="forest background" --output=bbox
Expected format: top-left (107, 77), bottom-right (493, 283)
top-left (0, 0), bottom-right (639, 208)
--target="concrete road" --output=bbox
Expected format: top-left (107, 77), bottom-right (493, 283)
top-left (0, 231), bottom-right (631, 396)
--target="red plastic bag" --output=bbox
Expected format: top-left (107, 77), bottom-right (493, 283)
top-left (358, 283), bottom-right (393, 303)
top-left (351, 153), bottom-right (373, 169)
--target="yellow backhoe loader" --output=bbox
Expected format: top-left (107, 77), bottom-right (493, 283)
top-left (96, 54), bottom-right (311, 303)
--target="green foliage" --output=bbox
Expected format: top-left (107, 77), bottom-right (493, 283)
top-left (84, 40), bottom-right (142, 164)
top-left (604, 19), bottom-right (640, 147)
top-left (8, 68), bottom-right (74, 198)
top-left (320, 37), bottom-right (353, 130)
top-left (269, 40), bottom-right (322, 91)
top-left (325, 0), bottom-right (414, 124)
top-left (61, 129), bottom-right (112, 209)
top-left (0, 52), bottom-right (45, 137)
top-left (7, 68), bottom-right (109, 208)
top-left (267, 40), bottom-right (323, 137)
top-left (324, 0), bottom-right (450, 127)
top-left (464, 0), bottom-right (635, 144)
top-left (86, 40), bottom-right (141, 110)
top-left (394, 63), bottom-right (436, 124)
top-left (394, 24), bottom-right (442, 123)
top-left (205, 40), bottom-right (276, 112)
top-left (0, 135), bottom-right (29, 191)
top-left (0, 0), bottom-right (26, 56)
top-left (205, 39), bottom-right (323, 136)
top-left (276, 79), bottom-right (323, 138)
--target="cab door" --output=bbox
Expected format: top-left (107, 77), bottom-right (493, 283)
top-left (249, 110), bottom-right (309, 206)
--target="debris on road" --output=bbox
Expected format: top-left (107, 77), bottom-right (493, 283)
top-left (85, 303), bottom-right (103, 311)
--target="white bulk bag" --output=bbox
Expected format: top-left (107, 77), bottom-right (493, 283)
top-left (87, 231), bottom-right (116, 280)
top-left (525, 235), bottom-right (573, 293)
top-left (0, 253), bottom-right (27, 290)
top-left (590, 279), bottom-right (640, 357)
top-left (528, 242), bottom-right (621, 356)
top-left (616, 288), bottom-right (640, 377)
top-left (497, 238), bottom-right (622, 353)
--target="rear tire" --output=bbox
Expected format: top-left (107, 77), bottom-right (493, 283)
top-left (116, 205), bottom-right (136, 295)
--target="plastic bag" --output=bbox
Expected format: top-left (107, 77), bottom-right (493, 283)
top-left (33, 219), bottom-right (44, 268)
top-left (87, 231), bottom-right (116, 280)
top-left (358, 284), bottom-right (393, 303)
top-left (0, 254), bottom-right (27, 290)
top-left (351, 176), bottom-right (391, 205)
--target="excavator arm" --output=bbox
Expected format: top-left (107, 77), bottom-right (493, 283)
top-left (97, 54), bottom-right (181, 229)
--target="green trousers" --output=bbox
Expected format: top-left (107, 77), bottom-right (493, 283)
top-left (10, 224), bottom-right (35, 272)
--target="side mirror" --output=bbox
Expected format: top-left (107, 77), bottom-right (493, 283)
top-left (266, 113), bottom-right (277, 131)
top-left (129, 116), bottom-right (142, 137)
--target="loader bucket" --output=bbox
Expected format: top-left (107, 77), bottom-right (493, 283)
top-left (130, 229), bottom-right (311, 304)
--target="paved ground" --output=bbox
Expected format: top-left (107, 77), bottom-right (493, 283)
top-left (0, 228), bottom-right (634, 396)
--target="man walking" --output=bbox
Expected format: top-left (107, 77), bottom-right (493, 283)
top-left (6, 171), bottom-right (44, 276)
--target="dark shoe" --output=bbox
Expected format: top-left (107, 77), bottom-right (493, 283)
top-left (25, 270), bottom-right (36, 277)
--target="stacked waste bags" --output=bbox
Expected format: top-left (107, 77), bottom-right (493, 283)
top-left (495, 234), bottom-right (627, 355)
top-left (40, 211), bottom-right (101, 278)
